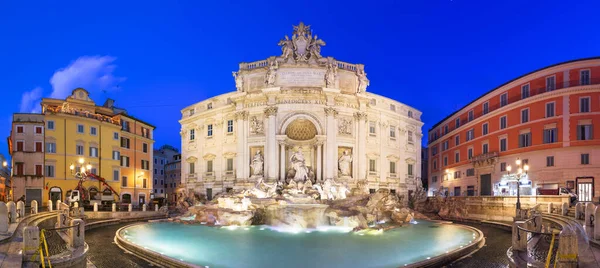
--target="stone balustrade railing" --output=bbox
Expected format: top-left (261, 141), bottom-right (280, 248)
top-left (240, 60), bottom-right (269, 70)
top-left (336, 61), bottom-right (357, 71)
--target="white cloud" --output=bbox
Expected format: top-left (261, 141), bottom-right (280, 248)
top-left (49, 56), bottom-right (125, 99)
top-left (19, 87), bottom-right (43, 113)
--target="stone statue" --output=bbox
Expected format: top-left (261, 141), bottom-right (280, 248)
top-left (250, 116), bottom-right (264, 134)
top-left (290, 148), bottom-right (309, 182)
top-left (308, 35), bottom-right (326, 59)
top-left (357, 68), bottom-right (369, 93)
top-left (338, 150), bottom-right (353, 176)
top-left (251, 151), bottom-right (264, 176)
top-left (338, 118), bottom-right (352, 135)
top-left (325, 62), bottom-right (337, 88)
top-left (278, 35), bottom-right (294, 60)
top-left (265, 60), bottom-right (278, 86)
top-left (232, 71), bottom-right (243, 92)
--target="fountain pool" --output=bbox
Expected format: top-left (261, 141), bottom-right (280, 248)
top-left (116, 220), bottom-right (484, 268)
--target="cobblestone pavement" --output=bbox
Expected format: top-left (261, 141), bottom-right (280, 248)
top-left (448, 222), bottom-right (511, 268)
top-left (84, 221), bottom-right (511, 268)
top-left (38, 218), bottom-right (69, 256)
top-left (85, 223), bottom-right (152, 268)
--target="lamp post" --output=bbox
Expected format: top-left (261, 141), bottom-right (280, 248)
top-left (70, 157), bottom-right (92, 179)
top-left (505, 158), bottom-right (529, 219)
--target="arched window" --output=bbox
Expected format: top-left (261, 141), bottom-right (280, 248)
top-left (122, 194), bottom-right (132, 203)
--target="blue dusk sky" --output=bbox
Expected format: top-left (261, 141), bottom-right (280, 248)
top-left (1, 0), bottom-right (599, 157)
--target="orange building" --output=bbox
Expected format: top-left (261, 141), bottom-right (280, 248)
top-left (428, 57), bottom-right (600, 202)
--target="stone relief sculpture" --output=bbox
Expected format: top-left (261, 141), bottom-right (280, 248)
top-left (289, 148), bottom-right (309, 182)
top-left (278, 35), bottom-right (294, 60)
top-left (308, 35), bottom-right (326, 59)
top-left (249, 116), bottom-right (264, 135)
top-left (265, 59), bottom-right (278, 86)
top-left (338, 150), bottom-right (353, 177)
top-left (338, 117), bottom-right (352, 135)
top-left (325, 62), bottom-right (337, 88)
top-left (232, 71), bottom-right (243, 92)
top-left (251, 151), bottom-right (264, 176)
top-left (357, 68), bottom-right (370, 93)
top-left (277, 22), bottom-right (326, 63)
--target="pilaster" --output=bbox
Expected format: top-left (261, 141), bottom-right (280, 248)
top-left (355, 112), bottom-right (368, 180)
top-left (324, 107), bottom-right (338, 179)
top-left (265, 106), bottom-right (279, 181)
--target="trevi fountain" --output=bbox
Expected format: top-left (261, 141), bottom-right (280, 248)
top-left (115, 22), bottom-right (485, 268)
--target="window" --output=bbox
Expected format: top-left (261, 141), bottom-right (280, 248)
top-left (154, 169), bottom-right (157, 175)
top-left (546, 76), bottom-right (556, 91)
top-left (89, 147), bottom-right (98, 157)
top-left (407, 164), bottom-right (414, 176)
top-left (546, 156), bottom-right (554, 167)
top-left (113, 170), bottom-right (119, 181)
top-left (521, 84), bottom-right (530, 99)
top-left (468, 148), bottom-right (473, 159)
top-left (581, 154), bottom-right (590, 165)
top-left (369, 121), bottom-right (376, 135)
top-left (122, 176), bottom-right (128, 187)
top-left (500, 138), bottom-right (507, 152)
top-left (521, 109), bottom-right (529, 123)
top-left (16, 141), bottom-right (24, 152)
top-left (189, 162), bottom-right (195, 174)
top-left (369, 159), bottom-right (376, 172)
top-left (389, 162), bottom-right (396, 174)
top-left (500, 93), bottom-right (508, 107)
top-left (45, 165), bottom-right (55, 178)
top-left (77, 124), bottom-right (84, 133)
top-left (141, 160), bottom-right (150, 170)
top-left (76, 145), bottom-right (84, 155)
top-left (46, 143), bottom-right (56, 153)
top-left (35, 164), bottom-right (42, 176)
top-left (443, 125), bottom-right (448, 135)
top-left (500, 162), bottom-right (507, 172)
top-left (143, 179), bottom-right (147, 188)
top-left (16, 125), bottom-right (24, 133)
top-left (433, 159), bottom-right (437, 169)
top-left (206, 161), bottom-right (213, 173)
top-left (455, 118), bottom-right (461, 128)
top-left (389, 126), bottom-right (396, 138)
top-left (454, 135), bottom-right (460, 146)
top-left (443, 156), bottom-right (448, 166)
top-left (35, 126), bottom-right (43, 134)
top-left (408, 111), bottom-right (413, 118)
top-left (142, 127), bottom-right (150, 138)
top-left (90, 168), bottom-right (97, 175)
top-left (122, 121), bottom-right (130, 132)
top-left (160, 170), bottom-right (164, 175)
top-left (482, 123), bottom-right (488, 135)
top-left (577, 124), bottom-right (593, 140)
top-left (482, 102), bottom-right (489, 115)
top-left (546, 102), bottom-right (555, 117)
top-left (580, 70), bottom-right (590, 85)
top-left (207, 103), bottom-right (213, 110)
top-left (120, 156), bottom-right (130, 167)
top-left (112, 150), bottom-right (120, 160)
top-left (143, 143), bottom-right (148, 153)
top-left (160, 189), bottom-right (163, 194)
top-left (227, 158), bottom-right (234, 171)
top-left (47, 121), bottom-right (55, 130)
top-left (543, 128), bottom-right (558, 143)
top-left (113, 132), bottom-right (119, 140)
top-left (482, 143), bottom-right (489, 154)
top-left (207, 124), bottom-right (213, 137)
top-left (519, 132), bottom-right (532, 147)
top-left (189, 129), bottom-right (195, 141)
top-left (90, 126), bottom-right (97, 136)
top-left (407, 131), bottom-right (414, 143)
top-left (468, 110), bottom-right (474, 122)
top-left (442, 140), bottom-right (449, 151)
top-left (432, 146), bottom-right (438, 156)
top-left (500, 116), bottom-right (507, 130)
top-left (466, 168), bottom-right (475, 177)
top-left (15, 163), bottom-right (23, 176)
top-left (580, 97), bottom-right (590, 113)
top-left (121, 137), bottom-right (130, 148)
top-left (454, 171), bottom-right (461, 179)
top-left (455, 151), bottom-right (460, 163)
top-left (189, 109), bottom-right (195, 116)
top-left (466, 129), bottom-right (474, 141)
top-left (35, 141), bottom-right (43, 152)
top-left (227, 120), bottom-right (234, 133)
top-left (390, 104), bottom-right (396, 111)
top-left (432, 176), bottom-right (438, 183)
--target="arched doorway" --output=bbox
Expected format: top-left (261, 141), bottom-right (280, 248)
top-left (49, 187), bottom-right (62, 208)
top-left (122, 193), bottom-right (131, 204)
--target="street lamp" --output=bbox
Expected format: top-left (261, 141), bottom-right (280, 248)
top-left (504, 158), bottom-right (529, 219)
top-left (70, 158), bottom-right (92, 179)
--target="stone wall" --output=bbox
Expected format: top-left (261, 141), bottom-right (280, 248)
top-left (420, 195), bottom-right (570, 222)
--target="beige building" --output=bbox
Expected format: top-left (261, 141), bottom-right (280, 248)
top-left (8, 113), bottom-right (45, 204)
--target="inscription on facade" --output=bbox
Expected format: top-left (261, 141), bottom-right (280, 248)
top-left (277, 68), bottom-right (326, 87)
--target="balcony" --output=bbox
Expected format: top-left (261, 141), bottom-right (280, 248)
top-left (187, 173), bottom-right (197, 182)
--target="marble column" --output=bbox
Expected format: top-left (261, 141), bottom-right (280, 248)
top-left (324, 107), bottom-right (338, 180)
top-left (277, 137), bottom-right (286, 181)
top-left (316, 142), bottom-right (323, 181)
top-left (265, 106), bottom-right (278, 181)
top-left (355, 112), bottom-right (368, 180)
top-left (235, 111), bottom-right (247, 180)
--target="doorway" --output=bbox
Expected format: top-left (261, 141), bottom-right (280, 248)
top-left (139, 194), bottom-right (146, 205)
top-left (480, 174), bottom-right (492, 196)
top-left (576, 177), bottom-right (594, 202)
top-left (454, 187), bottom-right (461, 197)
top-left (49, 187), bottom-right (62, 208)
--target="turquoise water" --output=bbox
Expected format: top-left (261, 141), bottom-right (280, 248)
top-left (120, 221), bottom-right (477, 268)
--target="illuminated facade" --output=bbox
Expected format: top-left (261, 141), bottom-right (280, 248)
top-left (428, 58), bottom-right (600, 201)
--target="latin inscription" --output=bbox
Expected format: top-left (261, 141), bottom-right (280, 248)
top-left (277, 68), bottom-right (326, 87)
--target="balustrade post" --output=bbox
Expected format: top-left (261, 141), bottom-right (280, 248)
top-left (112, 203), bottom-right (117, 212)
top-left (534, 213), bottom-right (543, 233)
top-left (16, 201), bottom-right (24, 218)
top-left (0, 202), bottom-right (7, 234)
top-left (556, 227), bottom-right (578, 268)
top-left (7, 201), bottom-right (16, 223)
top-left (562, 202), bottom-right (568, 216)
top-left (594, 206), bottom-right (600, 240)
top-left (69, 219), bottom-right (85, 248)
top-left (22, 226), bottom-right (39, 260)
top-left (548, 203), bottom-right (553, 214)
top-left (512, 220), bottom-right (527, 251)
top-left (575, 203), bottom-right (583, 220)
top-left (585, 203), bottom-right (595, 227)
top-left (48, 201), bottom-right (53, 212)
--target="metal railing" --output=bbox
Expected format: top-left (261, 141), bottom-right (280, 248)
top-left (517, 218), bottom-right (561, 265)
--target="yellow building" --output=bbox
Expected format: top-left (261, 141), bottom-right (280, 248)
top-left (41, 88), bottom-right (154, 207)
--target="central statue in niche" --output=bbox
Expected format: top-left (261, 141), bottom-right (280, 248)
top-left (290, 148), bottom-right (309, 182)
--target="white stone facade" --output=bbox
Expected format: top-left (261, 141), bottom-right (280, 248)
top-left (180, 23), bottom-right (423, 199)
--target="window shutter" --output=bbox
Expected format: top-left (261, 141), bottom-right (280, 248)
top-left (577, 126), bottom-right (581, 140)
top-left (590, 127), bottom-right (594, 139)
top-left (519, 135), bottom-right (523, 147)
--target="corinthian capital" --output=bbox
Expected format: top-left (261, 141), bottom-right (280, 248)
top-left (264, 106), bottom-right (278, 117)
top-left (324, 107), bottom-right (338, 117)
top-left (353, 112), bottom-right (368, 121)
top-left (235, 111), bottom-right (249, 121)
